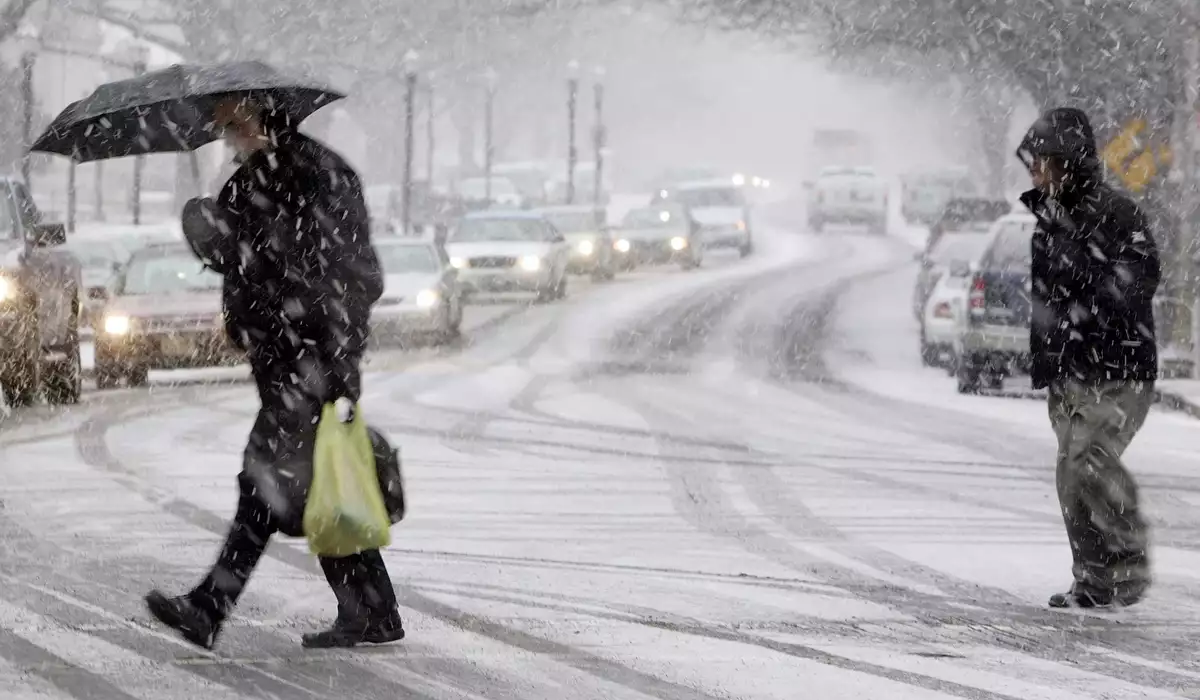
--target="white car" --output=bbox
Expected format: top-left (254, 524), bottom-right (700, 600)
top-left (371, 238), bottom-right (464, 345)
top-left (457, 176), bottom-right (525, 209)
top-left (918, 229), bottom-right (996, 367)
top-left (445, 212), bottom-right (570, 302)
top-left (664, 178), bottom-right (753, 257)
top-left (807, 166), bottom-right (888, 234)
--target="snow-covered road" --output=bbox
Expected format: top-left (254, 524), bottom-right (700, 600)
top-left (1, 223), bottom-right (1198, 699)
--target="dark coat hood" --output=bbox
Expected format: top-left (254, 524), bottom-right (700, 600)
top-left (1017, 107), bottom-right (1101, 175)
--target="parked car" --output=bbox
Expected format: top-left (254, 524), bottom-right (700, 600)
top-left (444, 211), bottom-right (570, 303)
top-left (532, 205), bottom-right (615, 280)
top-left (806, 166), bottom-right (888, 235)
top-left (901, 169), bottom-right (978, 225)
top-left (613, 204), bottom-right (703, 270)
top-left (953, 212), bottom-right (1038, 393)
top-left (95, 242), bottom-right (241, 389)
top-left (371, 237), bottom-right (464, 345)
top-left (0, 177), bottom-right (82, 406)
top-left (925, 198), bottom-right (1011, 253)
top-left (456, 176), bottom-right (525, 210)
top-left (662, 179), bottom-right (753, 257)
top-left (918, 231), bottom-right (995, 367)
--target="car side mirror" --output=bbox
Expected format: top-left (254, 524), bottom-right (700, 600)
top-left (111, 261), bottom-right (123, 274)
top-left (553, 234), bottom-right (566, 243)
top-left (29, 222), bottom-right (66, 248)
top-left (948, 260), bottom-right (971, 278)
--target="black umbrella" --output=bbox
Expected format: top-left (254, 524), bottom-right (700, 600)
top-left (30, 60), bottom-right (345, 163)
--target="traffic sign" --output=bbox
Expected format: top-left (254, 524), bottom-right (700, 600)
top-left (1101, 118), bottom-right (1170, 193)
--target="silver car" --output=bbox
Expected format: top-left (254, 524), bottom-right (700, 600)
top-left (371, 238), bottom-right (464, 345)
top-left (445, 212), bottom-right (570, 302)
top-left (533, 205), bottom-right (615, 280)
top-left (95, 243), bottom-right (240, 388)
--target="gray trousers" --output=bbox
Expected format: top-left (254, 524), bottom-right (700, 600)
top-left (1048, 379), bottom-right (1153, 594)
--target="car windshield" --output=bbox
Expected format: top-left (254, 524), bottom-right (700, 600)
top-left (674, 187), bottom-right (744, 208)
top-left (67, 241), bottom-right (126, 269)
top-left (459, 178), bottom-right (517, 199)
top-left (940, 199), bottom-right (1009, 226)
top-left (542, 212), bottom-right (596, 233)
top-left (622, 208), bottom-right (679, 228)
top-left (930, 232), bottom-right (992, 264)
top-left (989, 222), bottom-right (1035, 268)
top-left (453, 218), bottom-right (548, 242)
top-left (121, 252), bottom-right (222, 295)
top-left (376, 244), bottom-right (439, 273)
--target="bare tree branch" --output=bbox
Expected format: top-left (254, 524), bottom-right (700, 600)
top-left (0, 0), bottom-right (40, 43)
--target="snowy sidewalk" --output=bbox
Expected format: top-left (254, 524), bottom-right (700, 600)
top-left (1155, 379), bottom-right (1200, 419)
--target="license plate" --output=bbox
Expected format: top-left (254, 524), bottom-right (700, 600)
top-left (161, 335), bottom-right (196, 357)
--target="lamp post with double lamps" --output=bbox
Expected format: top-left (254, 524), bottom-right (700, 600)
top-left (484, 67), bottom-right (497, 202)
top-left (401, 50), bottom-right (418, 236)
top-left (566, 59), bottom-right (579, 204)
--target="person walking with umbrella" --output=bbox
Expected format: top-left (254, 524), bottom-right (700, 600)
top-left (30, 62), bottom-right (405, 649)
top-left (1017, 107), bottom-right (1161, 609)
top-left (143, 95), bottom-right (403, 650)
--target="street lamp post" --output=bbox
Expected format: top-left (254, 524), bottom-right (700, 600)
top-left (401, 50), bottom-right (418, 237)
top-left (426, 71), bottom-right (436, 187)
top-left (17, 25), bottom-right (38, 194)
top-left (130, 46), bottom-right (149, 225)
top-left (566, 60), bottom-right (579, 205)
top-left (592, 66), bottom-right (606, 211)
top-left (484, 68), bottom-right (497, 202)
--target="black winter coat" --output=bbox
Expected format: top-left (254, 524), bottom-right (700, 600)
top-left (1021, 183), bottom-right (1160, 389)
top-left (183, 131), bottom-right (383, 403)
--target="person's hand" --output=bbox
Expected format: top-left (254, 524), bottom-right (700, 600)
top-left (334, 397), bottom-right (356, 423)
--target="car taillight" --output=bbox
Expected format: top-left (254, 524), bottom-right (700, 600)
top-left (933, 301), bottom-right (953, 319)
top-left (968, 275), bottom-right (986, 318)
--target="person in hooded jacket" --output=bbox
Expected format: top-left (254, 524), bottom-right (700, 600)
top-left (144, 96), bottom-right (404, 649)
top-left (1016, 107), bottom-right (1160, 609)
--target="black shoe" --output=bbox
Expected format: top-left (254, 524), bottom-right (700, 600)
top-left (301, 610), bottom-right (405, 649)
top-left (1048, 584), bottom-right (1114, 609)
top-left (145, 590), bottom-right (221, 650)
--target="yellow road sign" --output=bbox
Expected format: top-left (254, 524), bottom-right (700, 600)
top-left (1100, 118), bottom-right (1171, 193)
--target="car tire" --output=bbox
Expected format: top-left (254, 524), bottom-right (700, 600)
top-left (739, 237), bottom-right (754, 258)
top-left (919, 341), bottom-right (940, 367)
top-left (955, 356), bottom-right (982, 394)
top-left (1, 307), bottom-right (41, 408)
top-left (44, 310), bottom-right (82, 406)
top-left (128, 366), bottom-right (149, 388)
top-left (96, 364), bottom-right (121, 390)
top-left (555, 272), bottom-right (568, 299)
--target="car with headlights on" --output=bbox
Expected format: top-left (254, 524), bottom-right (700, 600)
top-left (95, 242), bottom-right (241, 389)
top-left (64, 238), bottom-right (130, 333)
top-left (445, 212), bottom-right (570, 302)
top-left (0, 177), bottom-right (82, 407)
top-left (532, 205), bottom-right (615, 280)
top-left (371, 237), bottom-right (463, 345)
top-left (663, 179), bottom-right (753, 257)
top-left (613, 204), bottom-right (703, 270)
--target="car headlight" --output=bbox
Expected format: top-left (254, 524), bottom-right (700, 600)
top-left (104, 314), bottom-right (131, 335)
top-left (0, 276), bottom-right (12, 302)
top-left (736, 220), bottom-right (747, 232)
top-left (732, 173), bottom-right (746, 186)
top-left (519, 255), bottom-right (542, 271)
top-left (670, 236), bottom-right (688, 251)
top-left (415, 289), bottom-right (439, 309)
top-left (614, 239), bottom-right (631, 253)
top-left (577, 239), bottom-right (595, 256)
top-left (450, 257), bottom-right (466, 269)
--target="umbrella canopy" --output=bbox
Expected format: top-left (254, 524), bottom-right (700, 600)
top-left (30, 60), bottom-right (345, 163)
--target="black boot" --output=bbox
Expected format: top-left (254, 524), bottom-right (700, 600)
top-left (301, 609), bottom-right (405, 649)
top-left (145, 590), bottom-right (222, 649)
top-left (1048, 583), bottom-right (1114, 609)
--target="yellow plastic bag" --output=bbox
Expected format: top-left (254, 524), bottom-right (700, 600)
top-left (303, 403), bottom-right (392, 557)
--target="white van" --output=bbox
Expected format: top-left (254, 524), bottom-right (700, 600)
top-left (807, 166), bottom-right (888, 235)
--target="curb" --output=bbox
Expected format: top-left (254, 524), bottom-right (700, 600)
top-left (1154, 388), bottom-right (1200, 420)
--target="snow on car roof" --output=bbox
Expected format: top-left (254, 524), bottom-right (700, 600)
top-left (462, 210), bottom-right (545, 221)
